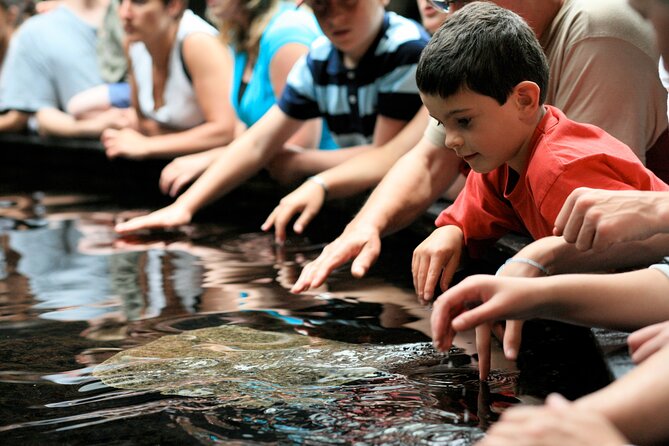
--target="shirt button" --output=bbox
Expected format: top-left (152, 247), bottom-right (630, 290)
top-left (347, 71), bottom-right (355, 79)
top-left (349, 95), bottom-right (357, 104)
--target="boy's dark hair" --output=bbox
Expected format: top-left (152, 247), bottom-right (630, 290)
top-left (416, 2), bottom-right (549, 105)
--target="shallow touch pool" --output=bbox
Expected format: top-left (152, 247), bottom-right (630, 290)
top-left (0, 194), bottom-right (612, 445)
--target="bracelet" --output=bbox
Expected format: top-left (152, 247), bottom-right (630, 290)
top-left (308, 175), bottom-right (328, 199)
top-left (495, 257), bottom-right (549, 276)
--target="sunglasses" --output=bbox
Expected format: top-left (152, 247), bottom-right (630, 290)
top-left (427, 0), bottom-right (473, 13)
top-left (298, 0), bottom-right (359, 17)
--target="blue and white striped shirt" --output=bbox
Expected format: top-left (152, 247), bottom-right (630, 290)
top-left (278, 12), bottom-right (429, 148)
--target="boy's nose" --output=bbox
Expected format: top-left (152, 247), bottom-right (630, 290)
top-left (444, 132), bottom-right (464, 151)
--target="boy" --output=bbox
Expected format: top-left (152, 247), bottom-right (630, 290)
top-left (412, 2), bottom-right (669, 378)
top-left (115, 0), bottom-right (429, 233)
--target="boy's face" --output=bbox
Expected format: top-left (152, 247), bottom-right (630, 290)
top-left (421, 88), bottom-right (533, 174)
top-left (304, 0), bottom-right (387, 63)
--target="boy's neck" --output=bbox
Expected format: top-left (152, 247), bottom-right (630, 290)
top-left (340, 9), bottom-right (386, 69)
top-left (515, 0), bottom-right (564, 40)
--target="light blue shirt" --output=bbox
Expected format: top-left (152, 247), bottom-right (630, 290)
top-left (231, 2), bottom-right (337, 149)
top-left (0, 6), bottom-right (103, 112)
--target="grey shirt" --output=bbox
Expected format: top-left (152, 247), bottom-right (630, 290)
top-left (0, 6), bottom-right (103, 112)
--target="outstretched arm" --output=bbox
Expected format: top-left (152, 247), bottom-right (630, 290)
top-left (115, 106), bottom-right (302, 233)
top-left (263, 107), bottom-right (429, 243)
top-left (290, 135), bottom-right (461, 293)
top-left (431, 269), bottom-right (669, 353)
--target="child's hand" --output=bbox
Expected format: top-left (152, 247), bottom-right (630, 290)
top-left (628, 320), bottom-right (669, 364)
top-left (262, 179), bottom-right (326, 244)
top-left (411, 225), bottom-right (463, 305)
top-left (114, 203), bottom-right (193, 234)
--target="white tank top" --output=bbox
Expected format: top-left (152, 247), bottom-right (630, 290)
top-left (130, 10), bottom-right (217, 130)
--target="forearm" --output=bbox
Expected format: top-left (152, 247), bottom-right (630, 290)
top-left (349, 140), bottom-right (460, 237)
top-left (0, 110), bottom-right (29, 132)
top-left (516, 234), bottom-right (669, 275)
top-left (142, 121), bottom-right (236, 158)
top-left (537, 270), bottom-right (669, 331)
top-left (287, 145), bottom-right (373, 179)
top-left (36, 109), bottom-right (105, 138)
top-left (575, 344), bottom-right (669, 445)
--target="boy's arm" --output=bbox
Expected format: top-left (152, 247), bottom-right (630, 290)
top-left (291, 135), bottom-right (461, 293)
top-left (115, 106), bottom-right (303, 233)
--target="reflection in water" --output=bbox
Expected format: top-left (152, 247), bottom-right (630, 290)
top-left (0, 194), bottom-right (607, 445)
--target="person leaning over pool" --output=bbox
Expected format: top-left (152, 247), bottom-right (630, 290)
top-left (416, 2), bottom-right (668, 379)
top-left (114, 0), bottom-right (429, 233)
top-left (156, 0), bottom-right (337, 198)
top-left (291, 0), bottom-right (669, 295)
top-left (261, 0), bottom-right (448, 244)
top-left (100, 0), bottom-right (238, 160)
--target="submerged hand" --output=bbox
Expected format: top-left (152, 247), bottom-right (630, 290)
top-left (262, 179), bottom-right (326, 244)
top-left (114, 202), bottom-right (192, 234)
top-left (291, 223), bottom-right (382, 293)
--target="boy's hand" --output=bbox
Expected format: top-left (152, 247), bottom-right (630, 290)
top-left (262, 179), bottom-right (326, 244)
top-left (115, 202), bottom-right (193, 234)
top-left (291, 223), bottom-right (382, 293)
top-left (411, 225), bottom-right (463, 305)
top-left (553, 187), bottom-right (669, 252)
top-left (628, 320), bottom-right (669, 364)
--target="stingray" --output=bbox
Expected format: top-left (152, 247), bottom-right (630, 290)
top-left (93, 325), bottom-right (462, 406)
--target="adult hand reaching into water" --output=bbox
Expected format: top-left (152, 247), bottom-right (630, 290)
top-left (290, 222), bottom-right (383, 293)
top-left (553, 187), bottom-right (669, 252)
top-left (115, 202), bottom-right (193, 234)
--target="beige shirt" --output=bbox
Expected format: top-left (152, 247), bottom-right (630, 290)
top-left (425, 0), bottom-right (667, 164)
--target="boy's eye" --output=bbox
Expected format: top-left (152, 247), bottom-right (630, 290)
top-left (457, 118), bottom-right (471, 128)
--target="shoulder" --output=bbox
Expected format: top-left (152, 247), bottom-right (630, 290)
top-left (378, 12), bottom-right (430, 60)
top-left (178, 10), bottom-right (218, 37)
top-left (265, 8), bottom-right (319, 38)
top-left (555, 0), bottom-right (656, 55)
top-left (306, 35), bottom-right (334, 62)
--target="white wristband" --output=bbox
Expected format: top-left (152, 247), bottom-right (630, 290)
top-left (308, 175), bottom-right (328, 199)
top-left (496, 257), bottom-right (549, 276)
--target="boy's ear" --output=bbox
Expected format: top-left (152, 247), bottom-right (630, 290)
top-left (512, 81), bottom-right (541, 115)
